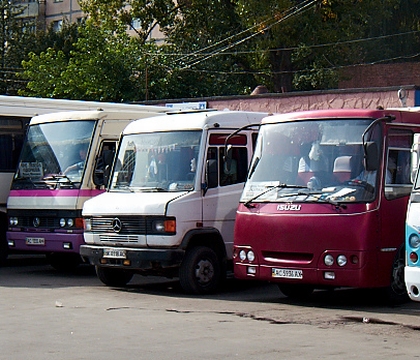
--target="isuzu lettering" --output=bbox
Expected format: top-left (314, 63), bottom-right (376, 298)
top-left (234, 108), bottom-right (420, 303)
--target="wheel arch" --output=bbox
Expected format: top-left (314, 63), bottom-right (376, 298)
top-left (180, 228), bottom-right (227, 262)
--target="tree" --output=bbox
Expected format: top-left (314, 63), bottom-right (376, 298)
top-left (21, 22), bottom-right (141, 101)
top-left (18, 0), bottom-right (420, 99)
top-left (160, 0), bottom-right (257, 97)
top-left (235, 0), bottom-right (407, 92)
top-left (0, 0), bottom-right (34, 94)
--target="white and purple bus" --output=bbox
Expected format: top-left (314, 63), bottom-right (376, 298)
top-left (6, 106), bottom-right (168, 269)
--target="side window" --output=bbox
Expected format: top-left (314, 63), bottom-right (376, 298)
top-left (219, 147), bottom-right (248, 186)
top-left (385, 129), bottom-right (412, 200)
top-left (93, 141), bottom-right (117, 188)
top-left (207, 132), bottom-right (249, 188)
top-left (0, 118), bottom-right (26, 172)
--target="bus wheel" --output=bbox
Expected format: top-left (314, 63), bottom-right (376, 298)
top-left (47, 253), bottom-right (81, 271)
top-left (179, 246), bottom-right (221, 294)
top-left (95, 266), bottom-right (133, 287)
top-left (386, 246), bottom-right (409, 304)
top-left (278, 284), bottom-right (314, 299)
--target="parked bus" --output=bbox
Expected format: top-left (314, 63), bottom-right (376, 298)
top-left (233, 108), bottom-right (420, 303)
top-left (80, 110), bottom-right (267, 294)
top-left (405, 133), bottom-right (420, 301)
top-left (6, 106), bottom-right (169, 269)
top-left (0, 95), bottom-right (166, 264)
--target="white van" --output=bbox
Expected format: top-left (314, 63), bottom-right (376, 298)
top-left (80, 110), bottom-right (268, 293)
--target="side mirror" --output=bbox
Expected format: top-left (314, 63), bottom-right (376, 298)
top-left (364, 141), bottom-right (379, 171)
top-left (223, 145), bottom-right (233, 172)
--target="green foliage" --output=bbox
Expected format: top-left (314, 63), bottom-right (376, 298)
top-left (161, 0), bottom-right (258, 97)
top-left (0, 0), bottom-right (35, 94)
top-left (19, 49), bottom-right (68, 97)
top-left (15, 0), bottom-right (420, 100)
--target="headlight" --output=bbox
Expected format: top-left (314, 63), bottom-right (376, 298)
top-left (324, 254), bottom-right (334, 266)
top-left (337, 255), bottom-right (347, 267)
top-left (409, 234), bottom-right (420, 248)
top-left (239, 250), bottom-right (247, 261)
top-left (9, 217), bottom-right (18, 226)
top-left (59, 218), bottom-right (66, 227)
top-left (153, 220), bottom-right (165, 232)
top-left (247, 250), bottom-right (255, 262)
top-left (149, 217), bottom-right (176, 234)
top-left (67, 218), bottom-right (74, 227)
top-left (84, 218), bottom-right (92, 231)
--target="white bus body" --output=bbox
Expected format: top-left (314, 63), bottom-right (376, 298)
top-left (0, 95), bottom-right (167, 263)
top-left (405, 133), bottom-right (420, 301)
top-left (80, 110), bottom-right (268, 293)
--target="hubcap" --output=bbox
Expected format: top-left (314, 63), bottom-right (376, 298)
top-left (195, 259), bottom-right (214, 284)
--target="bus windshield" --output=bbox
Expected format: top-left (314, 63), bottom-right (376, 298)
top-left (12, 120), bottom-right (95, 189)
top-left (242, 118), bottom-right (378, 204)
top-left (110, 130), bottom-right (201, 192)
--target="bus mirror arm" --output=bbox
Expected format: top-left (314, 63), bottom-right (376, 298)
top-left (223, 123), bottom-right (260, 171)
top-left (361, 115), bottom-right (395, 172)
top-left (224, 145), bottom-right (233, 172)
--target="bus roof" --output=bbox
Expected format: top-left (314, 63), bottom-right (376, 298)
top-left (0, 95), bottom-right (168, 118)
top-left (261, 107), bottom-right (420, 124)
top-left (123, 110), bottom-right (269, 134)
top-left (29, 109), bottom-right (169, 125)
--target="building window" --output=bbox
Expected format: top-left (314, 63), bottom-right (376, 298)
top-left (52, 20), bottom-right (62, 31)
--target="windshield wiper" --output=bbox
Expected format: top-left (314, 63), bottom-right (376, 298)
top-left (244, 183), bottom-right (307, 208)
top-left (244, 184), bottom-right (347, 209)
top-left (12, 177), bottom-right (49, 189)
top-left (42, 174), bottom-right (76, 188)
top-left (303, 196), bottom-right (347, 209)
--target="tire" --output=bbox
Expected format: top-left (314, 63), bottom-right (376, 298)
top-left (47, 253), bottom-right (81, 271)
top-left (179, 246), bottom-right (222, 295)
top-left (278, 284), bottom-right (314, 299)
top-left (95, 266), bottom-right (133, 287)
top-left (386, 246), bottom-right (409, 305)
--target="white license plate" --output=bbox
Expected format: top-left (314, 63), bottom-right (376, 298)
top-left (25, 237), bottom-right (45, 245)
top-left (272, 268), bottom-right (303, 279)
top-left (103, 248), bottom-right (126, 259)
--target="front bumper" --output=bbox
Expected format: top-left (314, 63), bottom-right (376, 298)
top-left (80, 244), bottom-right (185, 271)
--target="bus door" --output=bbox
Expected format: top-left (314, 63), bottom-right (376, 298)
top-left (202, 132), bottom-right (250, 258)
top-left (380, 126), bottom-right (415, 271)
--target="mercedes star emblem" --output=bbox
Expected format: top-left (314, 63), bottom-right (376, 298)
top-left (33, 217), bottom-right (41, 227)
top-left (112, 218), bottom-right (122, 233)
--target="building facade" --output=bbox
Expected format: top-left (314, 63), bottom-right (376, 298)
top-left (13, 0), bottom-right (163, 42)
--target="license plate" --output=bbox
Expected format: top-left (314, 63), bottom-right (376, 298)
top-left (25, 237), bottom-right (45, 245)
top-left (272, 268), bottom-right (303, 279)
top-left (103, 248), bottom-right (126, 259)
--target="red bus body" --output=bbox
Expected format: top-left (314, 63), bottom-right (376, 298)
top-left (233, 108), bottom-right (420, 300)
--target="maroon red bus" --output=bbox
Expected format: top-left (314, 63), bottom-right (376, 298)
top-left (233, 108), bottom-right (420, 303)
